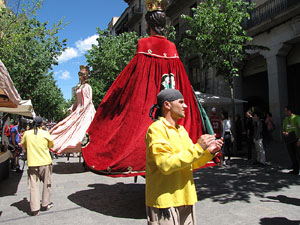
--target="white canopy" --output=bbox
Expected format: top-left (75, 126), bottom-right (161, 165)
top-left (195, 92), bottom-right (247, 106)
top-left (0, 60), bottom-right (21, 108)
top-left (0, 99), bottom-right (36, 117)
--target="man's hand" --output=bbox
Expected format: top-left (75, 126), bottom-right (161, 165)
top-left (282, 131), bottom-right (288, 136)
top-left (198, 135), bottom-right (223, 154)
top-left (207, 138), bottom-right (223, 154)
top-left (198, 134), bottom-right (216, 150)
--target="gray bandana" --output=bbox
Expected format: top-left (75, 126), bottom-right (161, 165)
top-left (33, 116), bottom-right (43, 126)
top-left (33, 116), bottom-right (43, 135)
top-left (149, 89), bottom-right (183, 121)
top-left (157, 89), bottom-right (183, 107)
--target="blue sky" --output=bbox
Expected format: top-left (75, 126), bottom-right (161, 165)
top-left (35, 0), bottom-right (128, 100)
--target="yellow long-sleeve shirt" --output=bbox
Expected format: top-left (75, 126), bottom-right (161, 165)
top-left (21, 128), bottom-right (54, 167)
top-left (145, 117), bottom-right (214, 208)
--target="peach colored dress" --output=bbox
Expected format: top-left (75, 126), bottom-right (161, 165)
top-left (50, 84), bottom-right (95, 154)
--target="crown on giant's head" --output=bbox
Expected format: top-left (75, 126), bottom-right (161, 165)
top-left (79, 65), bottom-right (89, 78)
top-left (80, 65), bottom-right (89, 72)
top-left (145, 0), bottom-right (168, 12)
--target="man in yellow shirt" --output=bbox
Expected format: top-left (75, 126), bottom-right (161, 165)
top-left (282, 105), bottom-right (300, 175)
top-left (21, 116), bottom-right (54, 216)
top-left (146, 89), bottom-right (223, 225)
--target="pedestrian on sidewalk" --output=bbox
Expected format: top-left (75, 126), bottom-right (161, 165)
top-left (21, 116), bottom-right (54, 216)
top-left (209, 107), bottom-right (222, 140)
top-left (146, 89), bottom-right (223, 225)
top-left (245, 110), bottom-right (254, 161)
top-left (264, 112), bottom-right (275, 150)
top-left (282, 106), bottom-right (300, 175)
top-left (2, 115), bottom-right (10, 152)
top-left (9, 119), bottom-right (21, 173)
top-left (265, 112), bottom-right (275, 140)
top-left (253, 112), bottom-right (267, 165)
top-left (221, 111), bottom-right (233, 165)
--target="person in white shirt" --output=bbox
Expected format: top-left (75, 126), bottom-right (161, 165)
top-left (221, 111), bottom-right (232, 164)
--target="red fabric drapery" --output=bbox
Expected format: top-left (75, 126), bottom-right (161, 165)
top-left (82, 36), bottom-right (204, 177)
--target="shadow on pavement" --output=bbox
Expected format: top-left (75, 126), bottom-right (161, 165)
top-left (68, 182), bottom-right (146, 219)
top-left (262, 195), bottom-right (300, 207)
top-left (194, 158), bottom-right (300, 204)
top-left (53, 161), bottom-right (87, 174)
top-left (11, 197), bottom-right (31, 216)
top-left (260, 217), bottom-right (300, 225)
top-left (0, 170), bottom-right (24, 197)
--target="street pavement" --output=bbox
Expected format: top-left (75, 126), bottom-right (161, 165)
top-left (0, 141), bottom-right (300, 225)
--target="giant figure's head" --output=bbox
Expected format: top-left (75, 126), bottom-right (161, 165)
top-left (145, 0), bottom-right (168, 36)
top-left (79, 65), bottom-right (89, 84)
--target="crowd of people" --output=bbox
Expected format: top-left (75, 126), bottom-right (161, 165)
top-left (208, 105), bottom-right (300, 175)
top-left (209, 107), bottom-right (275, 166)
top-left (0, 116), bottom-right (55, 172)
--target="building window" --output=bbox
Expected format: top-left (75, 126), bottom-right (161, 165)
top-left (174, 23), bottom-right (179, 39)
top-left (138, 24), bottom-right (142, 36)
top-left (189, 56), bottom-right (206, 92)
top-left (190, 3), bottom-right (197, 17)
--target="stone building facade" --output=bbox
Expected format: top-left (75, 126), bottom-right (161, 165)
top-left (241, 0), bottom-right (300, 139)
top-left (111, 0), bottom-right (147, 37)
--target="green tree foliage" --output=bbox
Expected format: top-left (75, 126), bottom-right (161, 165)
top-left (32, 73), bottom-right (67, 121)
top-left (181, 0), bottom-right (253, 88)
top-left (180, 0), bottom-right (257, 148)
top-left (85, 29), bottom-right (140, 106)
top-left (0, 1), bottom-right (67, 120)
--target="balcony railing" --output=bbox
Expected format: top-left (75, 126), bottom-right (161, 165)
top-left (244, 0), bottom-right (300, 29)
top-left (174, 22), bottom-right (190, 43)
top-left (127, 4), bottom-right (143, 26)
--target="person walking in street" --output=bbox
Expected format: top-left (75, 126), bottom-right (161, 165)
top-left (2, 115), bottom-right (10, 152)
top-left (209, 107), bottom-right (222, 139)
top-left (221, 111), bottom-right (232, 165)
top-left (245, 110), bottom-right (254, 161)
top-left (9, 119), bottom-right (21, 173)
top-left (253, 112), bottom-right (267, 166)
top-left (282, 106), bottom-right (300, 175)
top-left (264, 112), bottom-right (275, 146)
top-left (145, 89), bottom-right (223, 225)
top-left (21, 116), bottom-right (54, 216)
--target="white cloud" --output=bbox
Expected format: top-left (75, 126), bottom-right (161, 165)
top-left (59, 71), bottom-right (71, 80)
top-left (57, 34), bottom-right (98, 64)
top-left (57, 47), bottom-right (79, 63)
top-left (75, 34), bottom-right (98, 53)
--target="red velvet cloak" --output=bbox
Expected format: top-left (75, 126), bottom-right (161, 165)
top-left (82, 35), bottom-right (204, 177)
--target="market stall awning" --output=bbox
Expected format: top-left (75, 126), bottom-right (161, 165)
top-left (195, 91), bottom-right (247, 106)
top-left (0, 60), bottom-right (21, 108)
top-left (0, 100), bottom-right (35, 117)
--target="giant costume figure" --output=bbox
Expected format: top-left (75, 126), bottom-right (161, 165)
top-left (82, 0), bottom-right (214, 177)
top-left (50, 66), bottom-right (96, 154)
